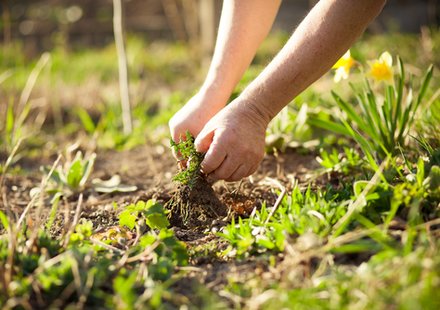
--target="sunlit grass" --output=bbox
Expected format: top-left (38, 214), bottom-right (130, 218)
top-left (1, 31), bottom-right (439, 309)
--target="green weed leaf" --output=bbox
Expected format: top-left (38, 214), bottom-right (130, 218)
top-left (66, 159), bottom-right (84, 189)
top-left (119, 210), bottom-right (138, 230)
top-left (0, 210), bottom-right (9, 230)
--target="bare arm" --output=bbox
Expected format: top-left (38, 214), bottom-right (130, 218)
top-left (169, 0), bottom-right (281, 142)
top-left (240, 0), bottom-right (387, 123)
top-left (201, 0), bottom-right (282, 106)
top-left (195, 0), bottom-right (386, 181)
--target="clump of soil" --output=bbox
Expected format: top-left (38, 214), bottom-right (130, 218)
top-left (166, 174), bottom-right (228, 229)
top-left (166, 133), bottom-right (228, 229)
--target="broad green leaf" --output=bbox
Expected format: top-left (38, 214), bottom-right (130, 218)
top-left (428, 165), bottom-right (440, 191)
top-left (133, 200), bottom-right (146, 211)
top-left (0, 210), bottom-right (9, 230)
top-left (256, 235), bottom-right (275, 249)
top-left (416, 158), bottom-right (425, 186)
top-left (146, 214), bottom-right (169, 230)
top-left (119, 210), bottom-right (137, 230)
top-left (67, 159), bottom-right (84, 189)
top-left (113, 272), bottom-right (137, 310)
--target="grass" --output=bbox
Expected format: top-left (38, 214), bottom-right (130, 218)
top-left (1, 31), bottom-right (440, 309)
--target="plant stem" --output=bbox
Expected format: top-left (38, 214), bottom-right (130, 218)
top-left (113, 0), bottom-right (133, 135)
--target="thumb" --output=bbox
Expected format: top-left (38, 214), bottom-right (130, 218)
top-left (195, 128), bottom-right (214, 153)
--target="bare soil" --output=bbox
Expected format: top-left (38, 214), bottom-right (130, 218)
top-left (1, 143), bottom-right (319, 231)
top-left (1, 142), bottom-right (320, 301)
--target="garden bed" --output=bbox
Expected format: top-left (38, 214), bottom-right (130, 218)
top-left (1, 32), bottom-right (440, 309)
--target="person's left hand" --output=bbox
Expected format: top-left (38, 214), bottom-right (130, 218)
top-left (194, 99), bottom-right (269, 182)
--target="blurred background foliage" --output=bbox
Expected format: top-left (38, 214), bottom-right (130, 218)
top-left (1, 0), bottom-right (439, 55)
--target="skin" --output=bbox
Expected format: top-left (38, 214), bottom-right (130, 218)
top-left (169, 0), bottom-right (387, 182)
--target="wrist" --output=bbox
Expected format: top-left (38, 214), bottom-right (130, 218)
top-left (230, 96), bottom-right (272, 135)
top-left (238, 91), bottom-right (274, 128)
top-left (199, 77), bottom-right (235, 105)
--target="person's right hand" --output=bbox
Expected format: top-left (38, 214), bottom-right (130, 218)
top-left (194, 97), bottom-right (269, 182)
top-left (169, 90), bottom-right (227, 153)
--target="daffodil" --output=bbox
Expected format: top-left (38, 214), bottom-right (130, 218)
top-left (368, 51), bottom-right (394, 83)
top-left (332, 50), bottom-right (355, 83)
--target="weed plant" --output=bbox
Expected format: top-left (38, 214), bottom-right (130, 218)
top-left (170, 132), bottom-right (205, 188)
top-left (0, 199), bottom-right (191, 309)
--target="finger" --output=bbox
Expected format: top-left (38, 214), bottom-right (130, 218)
top-left (169, 119), bottom-right (181, 143)
top-left (194, 128), bottom-right (214, 153)
top-left (246, 164), bottom-right (259, 177)
top-left (200, 142), bottom-right (227, 174)
top-left (226, 164), bottom-right (249, 182)
top-left (211, 156), bottom-right (240, 181)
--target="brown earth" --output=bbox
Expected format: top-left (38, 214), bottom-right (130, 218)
top-left (1, 143), bottom-right (319, 233)
top-left (0, 142), bottom-right (320, 305)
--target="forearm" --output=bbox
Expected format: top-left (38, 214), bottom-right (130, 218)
top-left (201, 0), bottom-right (281, 106)
top-left (241, 0), bottom-right (386, 123)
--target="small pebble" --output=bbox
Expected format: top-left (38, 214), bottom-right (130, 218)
top-left (104, 204), bottom-right (114, 212)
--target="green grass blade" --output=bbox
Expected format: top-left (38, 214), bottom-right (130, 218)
top-left (6, 101), bottom-right (14, 136)
top-left (355, 91), bottom-right (379, 139)
top-left (339, 117), bottom-right (378, 168)
top-left (307, 117), bottom-right (350, 136)
top-left (365, 89), bottom-right (390, 151)
top-left (75, 107), bottom-right (96, 134)
top-left (394, 57), bottom-right (405, 125)
top-left (0, 210), bottom-right (9, 230)
top-left (416, 64), bottom-right (434, 108)
top-left (397, 88), bottom-right (414, 145)
top-left (331, 91), bottom-right (374, 137)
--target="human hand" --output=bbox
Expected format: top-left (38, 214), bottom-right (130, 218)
top-left (169, 91), bottom-right (225, 142)
top-left (194, 99), bottom-right (269, 182)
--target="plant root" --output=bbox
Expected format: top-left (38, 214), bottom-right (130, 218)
top-left (166, 175), bottom-right (227, 230)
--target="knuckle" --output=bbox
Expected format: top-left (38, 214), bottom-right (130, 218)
top-left (213, 166), bottom-right (230, 181)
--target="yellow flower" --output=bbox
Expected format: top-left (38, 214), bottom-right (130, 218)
top-left (332, 50), bottom-right (355, 83)
top-left (368, 51), bottom-right (394, 83)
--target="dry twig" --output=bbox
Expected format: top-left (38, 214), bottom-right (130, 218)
top-left (113, 0), bottom-right (132, 134)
